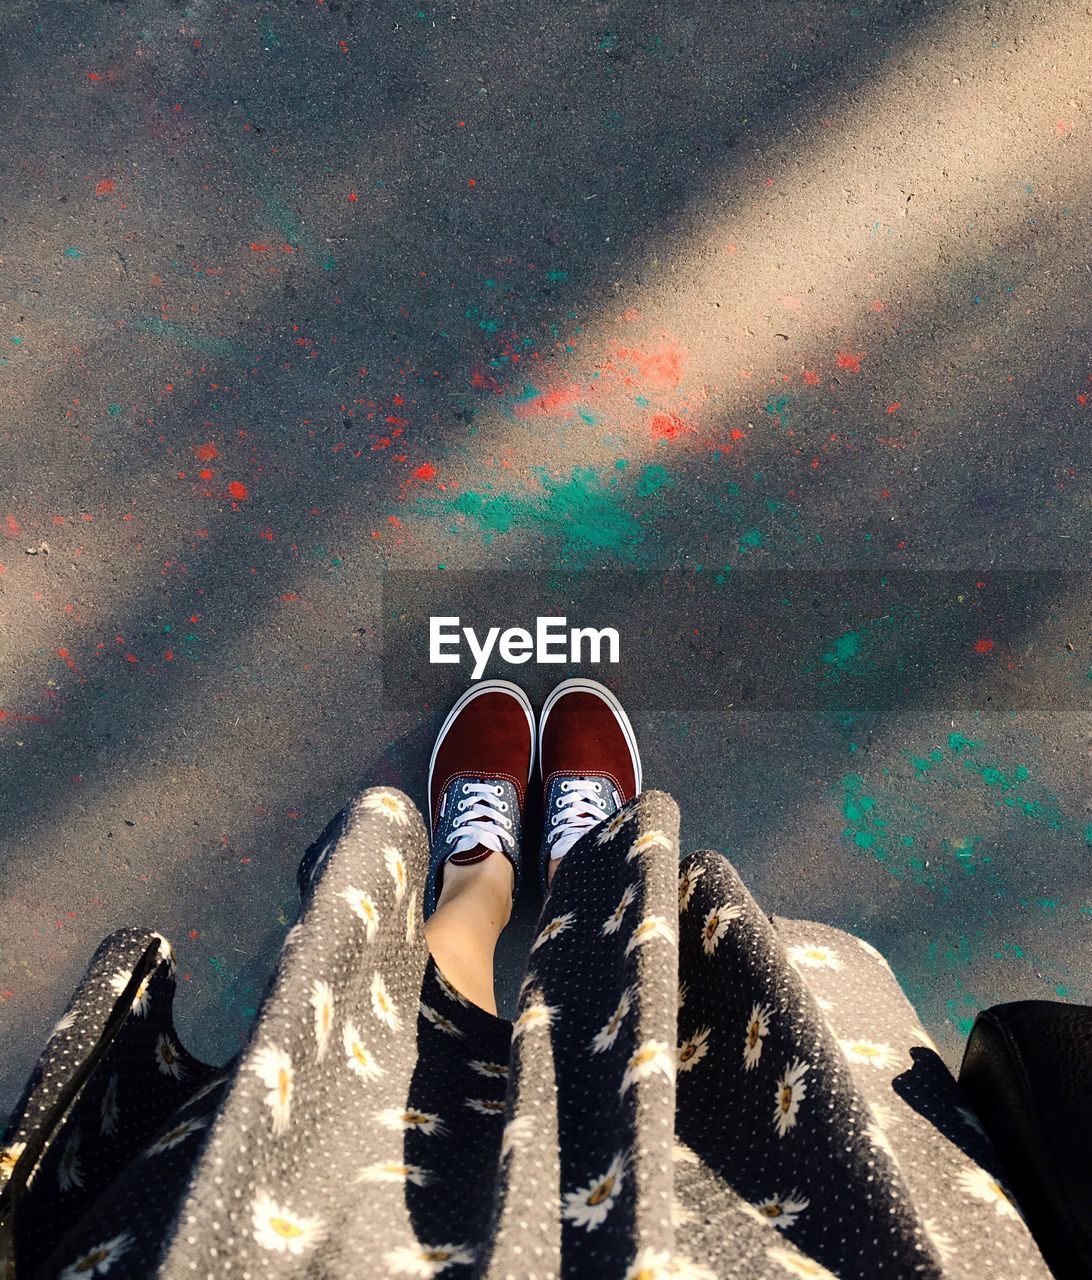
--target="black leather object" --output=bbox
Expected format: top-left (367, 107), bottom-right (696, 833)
top-left (958, 1000), bottom-right (1092, 1280)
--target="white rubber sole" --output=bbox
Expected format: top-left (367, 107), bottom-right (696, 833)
top-left (427, 679), bottom-right (537, 839)
top-left (537, 677), bottom-right (642, 795)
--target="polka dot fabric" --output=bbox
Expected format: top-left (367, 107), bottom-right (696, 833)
top-left (672, 849), bottom-right (1051, 1280)
top-left (1, 789), bottom-right (1051, 1279)
top-left (0, 926), bottom-right (224, 1277)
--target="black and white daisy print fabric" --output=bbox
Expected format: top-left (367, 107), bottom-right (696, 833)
top-left (2, 790), bottom-right (1052, 1279)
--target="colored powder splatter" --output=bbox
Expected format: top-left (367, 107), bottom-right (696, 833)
top-left (909, 748), bottom-right (945, 778)
top-left (764, 394), bottom-right (791, 421)
top-left (823, 631), bottom-right (862, 669)
top-left (614, 341), bottom-right (687, 390)
top-left (839, 774), bottom-right (927, 884)
top-left (94, 178), bottom-right (115, 196)
top-left (916, 939), bottom-right (985, 1036)
top-left (941, 734), bottom-right (1069, 830)
top-left (635, 465), bottom-right (672, 497)
top-left (418, 467), bottom-right (644, 564)
top-left (469, 369), bottom-right (502, 394)
top-left (255, 184), bottom-right (336, 271)
top-left (835, 350), bottom-right (866, 373)
top-left (513, 384), bottom-right (587, 420)
top-left (413, 463), bottom-right (437, 482)
top-left (259, 13), bottom-right (281, 48)
top-left (650, 412), bottom-right (687, 440)
top-left (845, 735), bottom-right (1084, 900)
top-left (228, 481), bottom-right (249, 501)
top-left (128, 315), bottom-right (252, 364)
top-left (841, 773), bottom-right (885, 854)
top-left (194, 441), bottom-right (219, 462)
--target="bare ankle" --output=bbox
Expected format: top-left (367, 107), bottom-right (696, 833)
top-left (432, 853), bottom-right (514, 924)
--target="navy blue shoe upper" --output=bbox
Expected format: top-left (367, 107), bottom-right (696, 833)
top-left (539, 773), bottom-right (623, 892)
top-left (425, 776), bottom-right (523, 919)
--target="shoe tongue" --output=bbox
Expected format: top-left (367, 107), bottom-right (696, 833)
top-left (555, 785), bottom-right (609, 830)
top-left (560, 777), bottom-right (606, 808)
top-left (447, 781), bottom-right (511, 858)
top-left (447, 842), bottom-right (494, 866)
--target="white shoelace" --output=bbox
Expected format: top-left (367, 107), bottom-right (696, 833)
top-left (446, 782), bottom-right (516, 857)
top-left (546, 778), bottom-right (613, 862)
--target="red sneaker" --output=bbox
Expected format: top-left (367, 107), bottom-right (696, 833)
top-left (425, 680), bottom-right (535, 918)
top-left (536, 677), bottom-right (642, 889)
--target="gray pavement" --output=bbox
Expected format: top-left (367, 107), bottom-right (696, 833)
top-left (0, 0), bottom-right (1089, 1116)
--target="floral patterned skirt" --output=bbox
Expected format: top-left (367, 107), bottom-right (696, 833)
top-left (1, 788), bottom-right (1050, 1279)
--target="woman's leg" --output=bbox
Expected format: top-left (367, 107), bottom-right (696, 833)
top-left (423, 680), bottom-right (536, 1015)
top-left (424, 855), bottom-right (513, 1014)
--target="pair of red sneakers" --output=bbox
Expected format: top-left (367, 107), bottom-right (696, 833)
top-left (424, 679), bottom-right (642, 918)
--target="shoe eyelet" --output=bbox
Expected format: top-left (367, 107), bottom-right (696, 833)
top-left (499, 801), bottom-right (508, 812)
top-left (461, 784), bottom-right (470, 794)
top-left (493, 784), bottom-right (503, 796)
top-left (593, 782), bottom-right (602, 791)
